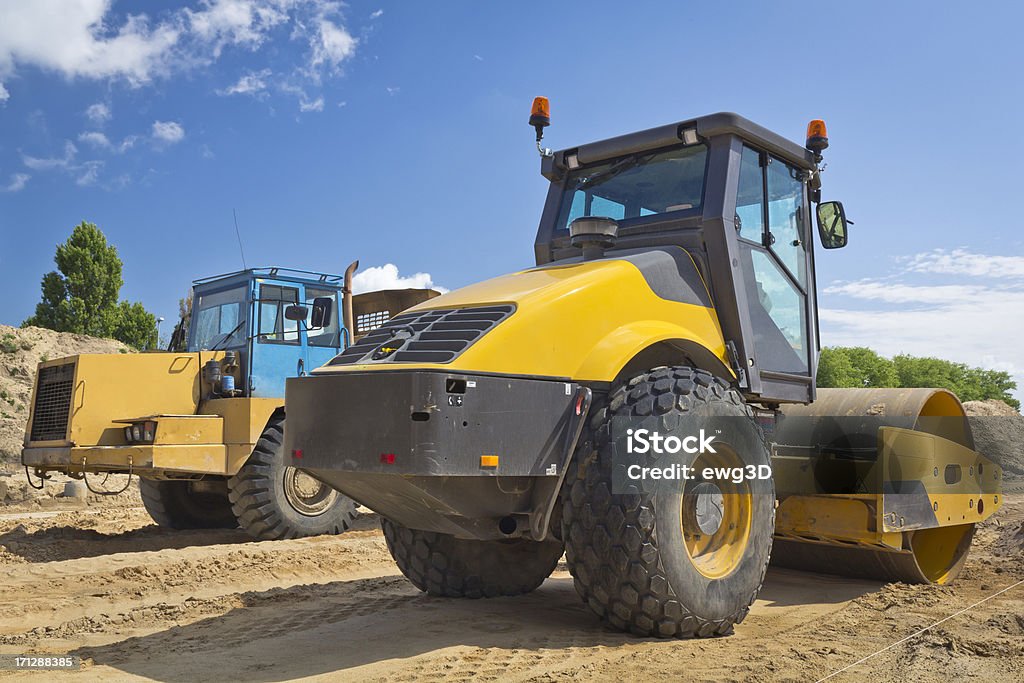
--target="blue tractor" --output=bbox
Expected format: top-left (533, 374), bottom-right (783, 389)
top-left (24, 261), bottom-right (438, 540)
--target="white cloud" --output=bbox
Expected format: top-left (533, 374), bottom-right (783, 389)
top-left (0, 82), bottom-right (8, 103)
top-left (821, 248), bottom-right (1024, 400)
top-left (19, 139), bottom-right (111, 185)
top-left (309, 18), bottom-right (357, 75)
top-left (0, 1), bottom-right (361, 93)
top-left (370, 9), bottom-right (384, 19)
top-left (78, 130), bottom-right (111, 148)
top-left (823, 280), bottom-right (994, 306)
top-left (299, 95), bottom-right (324, 112)
top-left (218, 68), bottom-right (271, 96)
top-left (185, 0), bottom-right (289, 55)
top-left (77, 129), bottom-right (137, 153)
top-left (352, 264), bottom-right (447, 295)
top-left (85, 102), bottom-right (111, 124)
top-left (22, 140), bottom-right (78, 170)
top-left (75, 160), bottom-right (103, 186)
top-left (386, 86), bottom-right (399, 95)
top-left (152, 120), bottom-right (185, 144)
top-left (3, 173), bottom-right (30, 192)
top-left (902, 248), bottom-right (1024, 279)
top-left (0, 1), bottom-right (180, 85)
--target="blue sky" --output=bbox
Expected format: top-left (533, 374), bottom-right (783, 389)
top-left (1, 1), bottom-right (1022, 396)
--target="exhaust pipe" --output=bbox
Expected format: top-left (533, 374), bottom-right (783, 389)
top-left (343, 260), bottom-right (359, 346)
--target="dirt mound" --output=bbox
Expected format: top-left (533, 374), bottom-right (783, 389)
top-left (0, 324), bottom-right (128, 463)
top-left (963, 400), bottom-right (1024, 478)
top-left (964, 399), bottom-right (1020, 417)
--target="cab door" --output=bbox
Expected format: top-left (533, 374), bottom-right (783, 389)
top-left (250, 281), bottom-right (303, 398)
top-left (734, 146), bottom-right (814, 381)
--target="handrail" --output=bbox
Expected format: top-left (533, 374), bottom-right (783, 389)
top-left (192, 266), bottom-right (345, 286)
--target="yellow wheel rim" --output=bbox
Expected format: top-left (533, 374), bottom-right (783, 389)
top-left (681, 447), bottom-right (753, 579)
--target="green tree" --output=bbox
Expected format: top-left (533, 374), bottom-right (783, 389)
top-left (24, 222), bottom-right (157, 350)
top-left (816, 347), bottom-right (858, 388)
top-left (817, 346), bottom-right (1019, 410)
top-left (817, 346), bottom-right (898, 388)
top-left (894, 354), bottom-right (1019, 409)
top-left (110, 301), bottom-right (158, 350)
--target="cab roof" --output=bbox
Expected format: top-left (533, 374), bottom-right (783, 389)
top-left (192, 266), bottom-right (343, 289)
top-left (544, 112), bottom-right (816, 179)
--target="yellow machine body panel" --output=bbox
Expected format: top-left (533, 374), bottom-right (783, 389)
top-left (317, 252), bottom-right (732, 383)
top-left (24, 353), bottom-right (211, 448)
top-left (770, 388), bottom-right (1001, 584)
top-left (21, 353), bottom-right (281, 477)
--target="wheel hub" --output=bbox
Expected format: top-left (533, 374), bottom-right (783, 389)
top-left (283, 467), bottom-right (339, 516)
top-left (687, 482), bottom-right (725, 535)
top-left (681, 447), bottom-right (754, 579)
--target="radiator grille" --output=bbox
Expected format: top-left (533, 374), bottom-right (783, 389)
top-left (329, 305), bottom-right (515, 366)
top-left (29, 363), bottom-right (75, 442)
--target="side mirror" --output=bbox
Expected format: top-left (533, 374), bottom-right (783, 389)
top-left (816, 201), bottom-right (849, 249)
top-left (310, 297), bottom-right (333, 329)
top-left (284, 304), bottom-right (309, 321)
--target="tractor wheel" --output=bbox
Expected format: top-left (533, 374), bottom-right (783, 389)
top-left (381, 518), bottom-right (564, 598)
top-left (228, 415), bottom-right (358, 540)
top-left (562, 366), bottom-right (775, 637)
top-left (139, 477), bottom-right (238, 530)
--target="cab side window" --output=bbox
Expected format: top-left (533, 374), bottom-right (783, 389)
top-left (258, 284), bottom-right (300, 344)
top-left (305, 287), bottom-right (340, 348)
top-left (766, 158), bottom-right (807, 284)
top-left (735, 146), bottom-right (765, 242)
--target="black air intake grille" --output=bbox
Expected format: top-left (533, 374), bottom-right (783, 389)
top-left (329, 305), bottom-right (515, 366)
top-left (30, 363), bottom-right (75, 442)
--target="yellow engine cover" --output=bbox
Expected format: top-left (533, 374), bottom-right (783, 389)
top-left (316, 248), bottom-right (731, 383)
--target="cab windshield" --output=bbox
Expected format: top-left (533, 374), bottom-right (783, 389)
top-left (556, 143), bottom-right (707, 231)
top-left (190, 286), bottom-right (249, 351)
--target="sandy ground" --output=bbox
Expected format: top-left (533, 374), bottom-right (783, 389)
top-left (0, 474), bottom-right (1020, 682)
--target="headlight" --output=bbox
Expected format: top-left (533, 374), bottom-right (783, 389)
top-left (124, 426), bottom-right (133, 442)
top-left (143, 421), bottom-right (156, 442)
top-left (131, 425), bottom-right (142, 441)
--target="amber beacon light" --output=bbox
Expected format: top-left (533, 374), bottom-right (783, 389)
top-left (529, 96), bottom-right (553, 157)
top-left (529, 96), bottom-right (550, 137)
top-left (805, 119), bottom-right (829, 155)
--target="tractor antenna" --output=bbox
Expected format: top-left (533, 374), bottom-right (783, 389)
top-left (232, 208), bottom-right (248, 270)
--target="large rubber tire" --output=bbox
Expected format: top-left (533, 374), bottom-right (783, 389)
top-left (227, 416), bottom-right (358, 540)
top-left (381, 518), bottom-right (564, 598)
top-left (562, 366), bottom-right (775, 637)
top-left (139, 477), bottom-right (238, 530)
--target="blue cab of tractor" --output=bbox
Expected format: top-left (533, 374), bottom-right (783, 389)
top-left (171, 263), bottom-right (358, 399)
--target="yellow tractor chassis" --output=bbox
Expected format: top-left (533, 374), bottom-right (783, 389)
top-left (21, 353), bottom-right (281, 479)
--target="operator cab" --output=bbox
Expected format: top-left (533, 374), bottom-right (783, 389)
top-left (183, 267), bottom-right (347, 398)
top-left (533, 111), bottom-right (850, 405)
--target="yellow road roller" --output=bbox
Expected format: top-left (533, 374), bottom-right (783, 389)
top-left (283, 101), bottom-right (1001, 637)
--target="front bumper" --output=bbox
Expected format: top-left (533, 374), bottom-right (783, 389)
top-left (22, 444), bottom-right (230, 476)
top-left (285, 370), bottom-right (590, 540)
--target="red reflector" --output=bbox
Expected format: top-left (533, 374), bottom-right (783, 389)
top-left (292, 449), bottom-right (303, 459)
top-left (575, 393), bottom-right (584, 416)
top-left (380, 453), bottom-right (396, 464)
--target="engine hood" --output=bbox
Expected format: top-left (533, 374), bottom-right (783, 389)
top-left (316, 247), bottom-right (730, 383)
